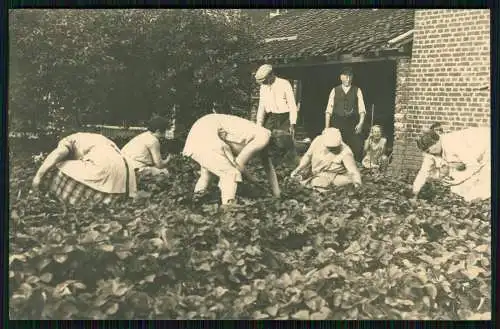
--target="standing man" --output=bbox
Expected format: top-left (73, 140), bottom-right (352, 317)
top-left (324, 67), bottom-right (367, 163)
top-left (254, 64), bottom-right (299, 163)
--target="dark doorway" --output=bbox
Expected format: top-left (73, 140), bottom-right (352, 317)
top-left (280, 60), bottom-right (397, 151)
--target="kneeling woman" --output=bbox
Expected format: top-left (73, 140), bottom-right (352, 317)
top-left (182, 113), bottom-right (281, 205)
top-left (32, 133), bottom-right (137, 206)
top-left (290, 128), bottom-right (362, 191)
top-left (413, 126), bottom-right (490, 202)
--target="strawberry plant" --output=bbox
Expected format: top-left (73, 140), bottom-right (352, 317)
top-left (9, 151), bottom-right (491, 320)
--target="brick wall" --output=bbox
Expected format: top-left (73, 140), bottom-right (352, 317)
top-left (391, 9), bottom-right (490, 174)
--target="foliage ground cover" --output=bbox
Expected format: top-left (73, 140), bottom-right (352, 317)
top-left (9, 150), bottom-right (491, 320)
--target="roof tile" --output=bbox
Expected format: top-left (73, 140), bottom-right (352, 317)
top-left (248, 9), bottom-right (415, 62)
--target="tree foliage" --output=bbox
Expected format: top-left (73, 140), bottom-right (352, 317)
top-left (9, 9), bottom-right (257, 135)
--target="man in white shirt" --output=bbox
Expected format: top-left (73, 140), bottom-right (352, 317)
top-left (324, 67), bottom-right (367, 162)
top-left (255, 64), bottom-right (299, 162)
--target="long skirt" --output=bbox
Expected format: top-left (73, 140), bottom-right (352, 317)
top-left (42, 169), bottom-right (125, 206)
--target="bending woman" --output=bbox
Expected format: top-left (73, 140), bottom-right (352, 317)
top-left (182, 113), bottom-right (282, 205)
top-left (32, 132), bottom-right (137, 206)
top-left (413, 127), bottom-right (490, 202)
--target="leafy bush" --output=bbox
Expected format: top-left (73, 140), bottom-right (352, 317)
top-left (9, 9), bottom-right (256, 134)
top-left (9, 153), bottom-right (491, 320)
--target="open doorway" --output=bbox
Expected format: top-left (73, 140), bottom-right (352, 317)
top-left (286, 60), bottom-right (397, 151)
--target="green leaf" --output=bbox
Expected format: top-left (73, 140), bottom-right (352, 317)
top-left (214, 286), bottom-right (228, 298)
top-left (474, 244), bottom-right (489, 253)
top-left (106, 303), bottom-right (119, 315)
top-left (222, 250), bottom-right (236, 264)
top-left (53, 254), bottom-right (68, 263)
top-left (291, 309), bottom-right (310, 320)
top-left (98, 244), bottom-right (115, 252)
top-left (252, 311), bottom-right (269, 319)
top-left (266, 305), bottom-right (279, 317)
top-left (467, 312), bottom-right (491, 320)
top-left (40, 272), bottom-right (53, 283)
top-left (73, 282), bottom-right (87, 290)
top-left (461, 266), bottom-right (484, 280)
top-left (144, 274), bottom-right (156, 283)
top-left (9, 253), bottom-right (28, 265)
top-left (310, 306), bottom-right (331, 320)
top-left (198, 262), bottom-right (211, 271)
top-left (116, 251), bottom-right (131, 260)
top-left (424, 283), bottom-right (438, 299)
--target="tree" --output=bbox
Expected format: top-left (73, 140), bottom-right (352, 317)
top-left (9, 9), bottom-right (258, 137)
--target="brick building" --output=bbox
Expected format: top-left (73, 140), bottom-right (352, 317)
top-left (245, 9), bottom-right (490, 174)
top-left (392, 9), bottom-right (490, 172)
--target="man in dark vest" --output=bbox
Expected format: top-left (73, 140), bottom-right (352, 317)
top-left (324, 67), bottom-right (366, 163)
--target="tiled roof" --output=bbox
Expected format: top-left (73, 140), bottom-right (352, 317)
top-left (248, 9), bottom-right (415, 62)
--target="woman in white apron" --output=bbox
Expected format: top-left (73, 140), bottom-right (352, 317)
top-left (32, 133), bottom-right (137, 206)
top-left (182, 113), bottom-right (281, 205)
top-left (290, 128), bottom-right (362, 191)
top-left (412, 127), bottom-right (490, 202)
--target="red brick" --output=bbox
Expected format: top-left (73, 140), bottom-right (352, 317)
top-left (391, 9), bottom-right (490, 173)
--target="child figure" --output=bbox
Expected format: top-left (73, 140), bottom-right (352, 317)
top-left (362, 125), bottom-right (388, 169)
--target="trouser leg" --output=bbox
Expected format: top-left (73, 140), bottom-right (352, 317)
top-left (194, 167), bottom-right (213, 193)
top-left (218, 176), bottom-right (238, 204)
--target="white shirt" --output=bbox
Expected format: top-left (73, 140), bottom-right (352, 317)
top-left (302, 135), bottom-right (362, 185)
top-left (325, 85), bottom-right (367, 115)
top-left (121, 131), bottom-right (160, 170)
top-left (256, 77), bottom-right (299, 126)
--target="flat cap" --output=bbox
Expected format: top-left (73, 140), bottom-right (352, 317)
top-left (255, 64), bottom-right (273, 81)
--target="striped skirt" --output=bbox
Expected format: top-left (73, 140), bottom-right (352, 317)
top-left (43, 169), bottom-right (125, 206)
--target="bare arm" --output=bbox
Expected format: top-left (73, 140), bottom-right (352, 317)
top-left (32, 145), bottom-right (71, 188)
top-left (149, 140), bottom-right (171, 169)
top-left (291, 138), bottom-right (316, 175)
top-left (342, 153), bottom-right (362, 186)
top-left (325, 88), bottom-right (335, 129)
top-left (256, 86), bottom-right (266, 126)
top-left (357, 88), bottom-right (366, 128)
top-left (412, 154), bottom-right (435, 195)
top-left (363, 137), bottom-right (371, 153)
top-left (284, 80), bottom-right (299, 125)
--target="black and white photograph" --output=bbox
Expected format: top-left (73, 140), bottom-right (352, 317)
top-left (8, 8), bottom-right (492, 320)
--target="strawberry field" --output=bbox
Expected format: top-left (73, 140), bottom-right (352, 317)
top-left (9, 149), bottom-right (492, 320)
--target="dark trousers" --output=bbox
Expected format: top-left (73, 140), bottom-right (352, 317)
top-left (263, 113), bottom-right (299, 165)
top-left (331, 115), bottom-right (363, 162)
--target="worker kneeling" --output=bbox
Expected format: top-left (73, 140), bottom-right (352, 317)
top-left (290, 128), bottom-right (362, 191)
top-left (182, 113), bottom-right (285, 206)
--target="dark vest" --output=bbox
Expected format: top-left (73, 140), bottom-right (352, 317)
top-left (332, 85), bottom-right (358, 117)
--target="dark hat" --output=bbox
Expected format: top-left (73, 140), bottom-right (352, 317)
top-left (340, 66), bottom-right (354, 76)
top-left (416, 129), bottom-right (440, 151)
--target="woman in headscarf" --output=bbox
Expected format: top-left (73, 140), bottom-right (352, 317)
top-left (32, 132), bottom-right (137, 206)
top-left (290, 128), bottom-right (362, 191)
top-left (412, 126), bottom-right (490, 202)
top-left (182, 113), bottom-right (282, 206)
